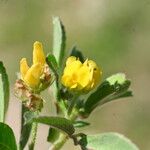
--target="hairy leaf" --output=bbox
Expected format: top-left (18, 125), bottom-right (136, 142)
top-left (79, 133), bottom-right (139, 150)
top-left (82, 73), bottom-right (132, 117)
top-left (52, 16), bottom-right (66, 67)
top-left (32, 116), bottom-right (75, 136)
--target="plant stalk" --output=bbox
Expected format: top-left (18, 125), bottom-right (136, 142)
top-left (49, 108), bottom-right (79, 150)
top-left (67, 94), bottom-right (79, 115)
top-left (28, 111), bottom-right (39, 150)
top-left (49, 133), bottom-right (68, 150)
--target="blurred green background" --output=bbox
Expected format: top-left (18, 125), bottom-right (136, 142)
top-left (0, 0), bottom-right (150, 149)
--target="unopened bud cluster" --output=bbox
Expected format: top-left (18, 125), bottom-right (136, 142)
top-left (14, 41), bottom-right (52, 111)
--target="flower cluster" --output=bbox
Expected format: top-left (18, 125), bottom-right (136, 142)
top-left (20, 41), bottom-right (51, 90)
top-left (15, 42), bottom-right (102, 111)
top-left (61, 56), bottom-right (102, 92)
top-left (15, 41), bottom-right (51, 111)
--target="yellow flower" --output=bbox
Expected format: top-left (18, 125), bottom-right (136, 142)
top-left (20, 41), bottom-right (46, 89)
top-left (61, 56), bottom-right (102, 92)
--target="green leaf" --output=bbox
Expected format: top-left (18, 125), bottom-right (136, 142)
top-left (117, 91), bottom-right (133, 99)
top-left (70, 46), bottom-right (84, 63)
top-left (46, 53), bottom-right (59, 86)
top-left (52, 16), bottom-right (66, 67)
top-left (79, 133), bottom-right (139, 150)
top-left (73, 121), bottom-right (90, 128)
top-left (46, 54), bottom-right (60, 109)
top-left (0, 122), bottom-right (17, 150)
top-left (82, 73), bottom-right (132, 117)
top-left (0, 61), bottom-right (9, 122)
top-left (46, 54), bottom-right (58, 72)
top-left (47, 128), bottom-right (60, 143)
top-left (32, 116), bottom-right (75, 136)
top-left (107, 73), bottom-right (127, 85)
top-left (0, 144), bottom-right (10, 150)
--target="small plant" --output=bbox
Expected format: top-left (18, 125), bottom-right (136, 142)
top-left (0, 17), bottom-right (139, 150)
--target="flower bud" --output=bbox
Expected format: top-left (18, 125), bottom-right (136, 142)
top-left (19, 41), bottom-right (52, 91)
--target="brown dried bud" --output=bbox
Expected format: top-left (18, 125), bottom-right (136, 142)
top-left (14, 79), bottom-right (43, 111)
top-left (40, 65), bottom-right (51, 83)
top-left (14, 79), bottom-right (31, 101)
top-left (43, 64), bottom-right (51, 82)
top-left (24, 94), bottom-right (43, 111)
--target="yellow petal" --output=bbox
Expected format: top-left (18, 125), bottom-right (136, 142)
top-left (61, 75), bottom-right (69, 87)
top-left (61, 74), bottom-right (78, 88)
top-left (93, 67), bottom-right (102, 87)
top-left (77, 65), bottom-right (91, 89)
top-left (33, 41), bottom-right (45, 65)
top-left (24, 63), bottom-right (43, 88)
top-left (70, 83), bottom-right (78, 89)
top-left (83, 59), bottom-right (88, 66)
top-left (85, 59), bottom-right (102, 88)
top-left (61, 59), bottom-right (82, 89)
top-left (86, 60), bottom-right (97, 68)
top-left (66, 56), bottom-right (77, 66)
top-left (20, 58), bottom-right (29, 79)
top-left (63, 60), bottom-right (82, 76)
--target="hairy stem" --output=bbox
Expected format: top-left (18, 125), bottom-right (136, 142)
top-left (28, 122), bottom-right (38, 150)
top-left (28, 111), bottom-right (39, 150)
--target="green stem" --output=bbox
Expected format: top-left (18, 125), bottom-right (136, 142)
top-left (67, 94), bottom-right (79, 115)
top-left (49, 108), bottom-right (79, 150)
top-left (19, 105), bottom-right (26, 150)
top-left (28, 111), bottom-right (39, 150)
top-left (49, 133), bottom-right (68, 150)
top-left (58, 99), bottom-right (67, 116)
top-left (69, 107), bottom-right (79, 121)
top-left (19, 105), bottom-right (32, 150)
